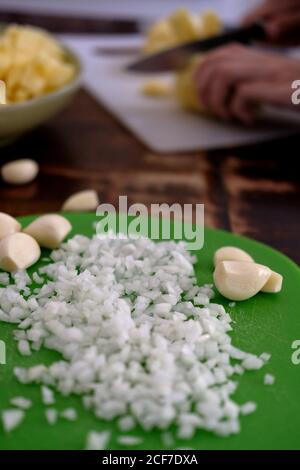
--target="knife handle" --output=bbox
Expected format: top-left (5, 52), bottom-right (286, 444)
top-left (229, 22), bottom-right (266, 44)
top-left (247, 21), bottom-right (267, 41)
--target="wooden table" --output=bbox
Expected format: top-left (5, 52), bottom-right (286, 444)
top-left (1, 12), bottom-right (300, 265)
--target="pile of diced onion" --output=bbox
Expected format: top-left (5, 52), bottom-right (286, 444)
top-left (0, 233), bottom-right (269, 439)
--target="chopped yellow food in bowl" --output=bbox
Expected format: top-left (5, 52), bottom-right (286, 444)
top-left (0, 24), bottom-right (81, 146)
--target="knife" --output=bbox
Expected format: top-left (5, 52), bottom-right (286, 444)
top-left (127, 22), bottom-right (266, 73)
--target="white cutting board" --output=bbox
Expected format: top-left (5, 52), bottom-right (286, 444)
top-left (64, 35), bottom-right (299, 153)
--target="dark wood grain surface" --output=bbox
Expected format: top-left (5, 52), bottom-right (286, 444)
top-left (0, 13), bottom-right (299, 265)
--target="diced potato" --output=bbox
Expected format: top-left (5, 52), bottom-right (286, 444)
top-left (143, 8), bottom-right (222, 55)
top-left (169, 8), bottom-right (200, 42)
top-left (141, 80), bottom-right (173, 97)
top-left (143, 9), bottom-right (222, 113)
top-left (0, 25), bottom-right (76, 104)
top-left (143, 20), bottom-right (177, 54)
top-left (201, 10), bottom-right (223, 37)
top-left (174, 56), bottom-right (206, 112)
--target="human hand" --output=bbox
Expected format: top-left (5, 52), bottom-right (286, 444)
top-left (194, 44), bottom-right (300, 124)
top-left (243, 0), bottom-right (300, 45)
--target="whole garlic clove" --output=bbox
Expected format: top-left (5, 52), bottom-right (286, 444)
top-left (1, 159), bottom-right (39, 185)
top-left (261, 271), bottom-right (283, 293)
top-left (0, 233), bottom-right (41, 272)
top-left (23, 214), bottom-right (72, 249)
top-left (62, 190), bottom-right (99, 212)
top-left (214, 246), bottom-right (254, 267)
top-left (0, 212), bottom-right (21, 241)
top-left (213, 261), bottom-right (271, 301)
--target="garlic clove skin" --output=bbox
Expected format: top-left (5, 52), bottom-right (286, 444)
top-left (62, 190), bottom-right (99, 212)
top-left (0, 233), bottom-right (41, 272)
top-left (0, 212), bottom-right (21, 241)
top-left (261, 271), bottom-right (283, 293)
top-left (1, 159), bottom-right (39, 185)
top-left (23, 214), bottom-right (72, 249)
top-left (213, 261), bottom-right (271, 301)
top-left (214, 246), bottom-right (254, 267)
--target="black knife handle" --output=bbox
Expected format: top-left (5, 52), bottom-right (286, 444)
top-left (127, 22), bottom-right (267, 73)
top-left (226, 22), bottom-right (266, 44)
top-left (186, 22), bottom-right (267, 54)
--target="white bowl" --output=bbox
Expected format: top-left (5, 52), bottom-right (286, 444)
top-left (0, 46), bottom-right (82, 147)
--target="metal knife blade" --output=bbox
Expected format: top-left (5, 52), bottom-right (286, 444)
top-left (127, 23), bottom-right (265, 73)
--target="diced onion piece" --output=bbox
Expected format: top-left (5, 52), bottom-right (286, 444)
top-left (2, 409), bottom-right (25, 432)
top-left (264, 373), bottom-right (275, 385)
top-left (45, 409), bottom-right (58, 425)
top-left (117, 435), bottom-right (143, 446)
top-left (10, 397), bottom-right (32, 410)
top-left (60, 408), bottom-right (77, 421)
top-left (41, 385), bottom-right (55, 405)
top-left (85, 431), bottom-right (111, 450)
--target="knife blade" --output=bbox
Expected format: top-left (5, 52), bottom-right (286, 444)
top-left (127, 23), bottom-right (266, 73)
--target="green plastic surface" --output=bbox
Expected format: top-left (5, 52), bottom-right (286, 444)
top-left (0, 213), bottom-right (300, 450)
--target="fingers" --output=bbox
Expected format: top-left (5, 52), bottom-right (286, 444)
top-left (229, 83), bottom-right (265, 124)
top-left (194, 45), bottom-right (276, 121)
top-left (229, 81), bottom-right (292, 124)
top-left (266, 13), bottom-right (300, 44)
top-left (194, 43), bottom-right (272, 72)
top-left (242, 1), bottom-right (276, 26)
top-left (242, 0), bottom-right (300, 43)
top-left (194, 44), bottom-right (300, 124)
top-left (195, 64), bottom-right (261, 121)
top-left (242, 0), bottom-right (299, 24)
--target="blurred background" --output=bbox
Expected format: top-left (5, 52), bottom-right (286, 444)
top-left (0, 0), bottom-right (299, 266)
top-left (0, 1), bottom-right (261, 27)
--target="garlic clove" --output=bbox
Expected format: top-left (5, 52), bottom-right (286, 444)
top-left (213, 261), bottom-right (271, 301)
top-left (23, 214), bottom-right (72, 249)
top-left (214, 246), bottom-right (254, 267)
top-left (1, 159), bottom-right (39, 185)
top-left (0, 233), bottom-right (41, 272)
top-left (0, 212), bottom-right (21, 241)
top-left (62, 190), bottom-right (99, 212)
top-left (261, 271), bottom-right (283, 293)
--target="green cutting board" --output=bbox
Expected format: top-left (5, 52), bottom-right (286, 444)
top-left (0, 213), bottom-right (300, 450)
